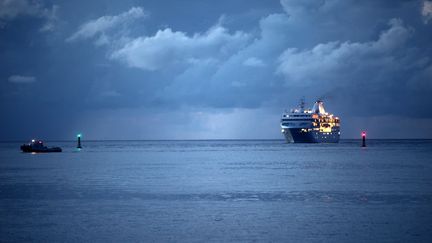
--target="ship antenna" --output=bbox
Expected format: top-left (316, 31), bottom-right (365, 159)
top-left (300, 97), bottom-right (305, 111)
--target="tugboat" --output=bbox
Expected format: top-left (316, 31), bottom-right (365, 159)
top-left (20, 139), bottom-right (62, 153)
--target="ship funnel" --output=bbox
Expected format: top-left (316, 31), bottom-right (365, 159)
top-left (312, 100), bottom-right (326, 114)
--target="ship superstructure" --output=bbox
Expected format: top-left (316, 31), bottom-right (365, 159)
top-left (280, 99), bottom-right (340, 143)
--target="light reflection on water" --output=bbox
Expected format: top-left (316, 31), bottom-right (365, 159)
top-left (1, 140), bottom-right (432, 242)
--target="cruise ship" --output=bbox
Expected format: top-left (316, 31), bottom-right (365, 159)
top-left (280, 99), bottom-right (340, 143)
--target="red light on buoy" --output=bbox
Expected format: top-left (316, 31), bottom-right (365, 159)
top-left (361, 131), bottom-right (367, 147)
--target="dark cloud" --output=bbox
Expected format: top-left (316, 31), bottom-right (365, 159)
top-left (423, 0), bottom-right (432, 23)
top-left (0, 0), bottom-right (58, 32)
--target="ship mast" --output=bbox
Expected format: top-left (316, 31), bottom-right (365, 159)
top-left (299, 97), bottom-right (305, 112)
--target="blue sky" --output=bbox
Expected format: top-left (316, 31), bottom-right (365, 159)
top-left (1, 0), bottom-right (432, 140)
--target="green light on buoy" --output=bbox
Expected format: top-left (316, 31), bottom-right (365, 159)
top-left (77, 133), bottom-right (82, 148)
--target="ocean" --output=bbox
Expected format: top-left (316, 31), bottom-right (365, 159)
top-left (1, 140), bottom-right (432, 242)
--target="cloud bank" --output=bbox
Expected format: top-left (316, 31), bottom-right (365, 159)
top-left (66, 0), bottom-right (432, 118)
top-left (2, 0), bottom-right (432, 139)
top-left (67, 7), bottom-right (147, 43)
top-left (277, 19), bottom-right (413, 85)
top-left (110, 25), bottom-right (250, 71)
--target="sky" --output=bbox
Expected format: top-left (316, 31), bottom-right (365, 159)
top-left (1, 0), bottom-right (432, 140)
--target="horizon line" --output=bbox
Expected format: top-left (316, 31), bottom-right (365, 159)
top-left (2, 138), bottom-right (432, 142)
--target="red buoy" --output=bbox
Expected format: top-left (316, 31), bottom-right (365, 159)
top-left (361, 131), bottom-right (366, 147)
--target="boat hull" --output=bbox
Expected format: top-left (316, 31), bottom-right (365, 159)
top-left (20, 145), bottom-right (62, 153)
top-left (283, 128), bottom-right (340, 143)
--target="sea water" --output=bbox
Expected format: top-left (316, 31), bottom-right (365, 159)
top-left (1, 140), bottom-right (432, 242)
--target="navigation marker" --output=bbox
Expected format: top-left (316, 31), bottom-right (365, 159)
top-left (361, 131), bottom-right (366, 147)
top-left (77, 133), bottom-right (82, 149)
